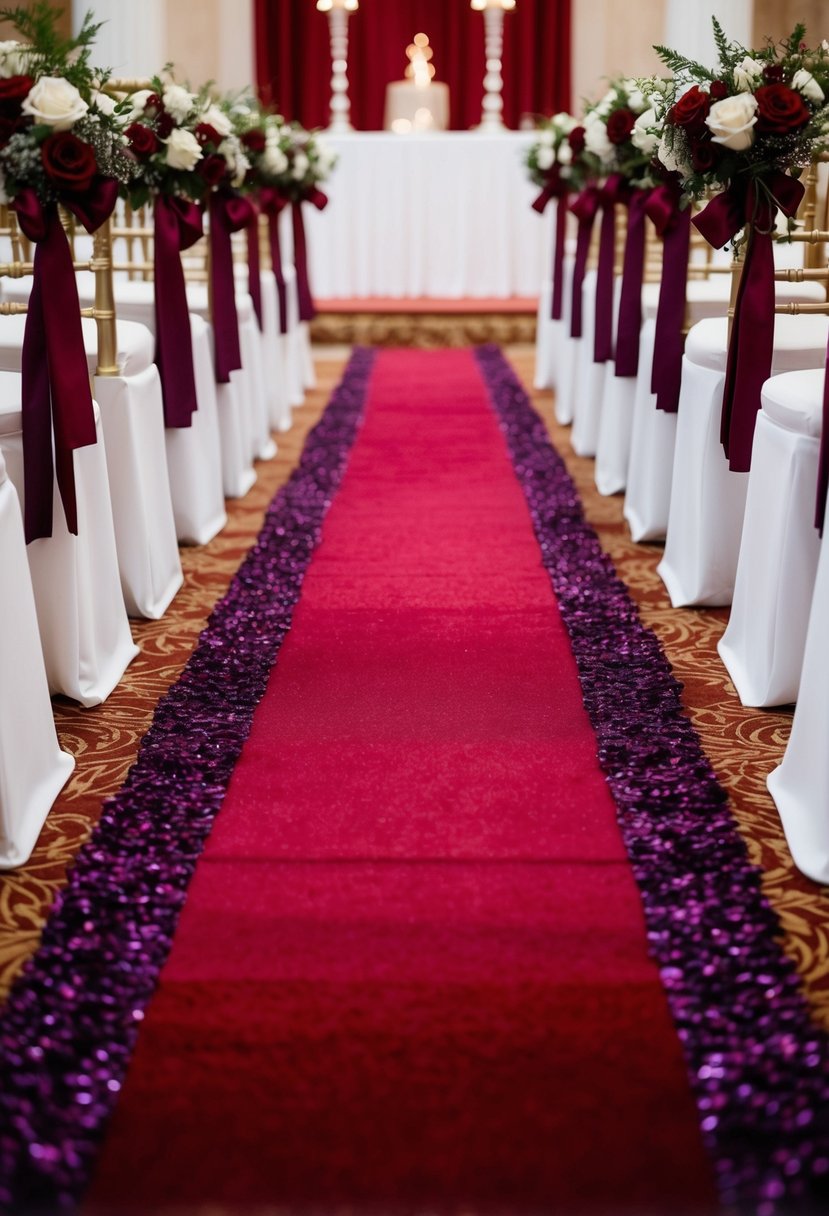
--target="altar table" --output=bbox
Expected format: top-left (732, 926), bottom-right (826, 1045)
top-left (303, 132), bottom-right (549, 300)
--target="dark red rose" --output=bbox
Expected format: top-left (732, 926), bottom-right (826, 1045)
top-left (690, 137), bottom-right (719, 173)
top-left (762, 63), bottom-right (784, 83)
top-left (606, 107), bottom-right (635, 145)
top-left (144, 92), bottom-right (163, 114)
top-left (156, 111), bottom-right (175, 139)
top-left (241, 128), bottom-right (266, 154)
top-left (198, 153), bottom-right (228, 187)
top-left (125, 121), bottom-right (159, 157)
top-left (195, 122), bottom-right (222, 147)
top-left (669, 84), bottom-right (711, 136)
top-left (40, 131), bottom-right (97, 193)
top-left (0, 73), bottom-right (34, 117)
top-left (568, 125), bottom-right (586, 153)
top-left (755, 83), bottom-right (811, 134)
top-left (709, 80), bottom-right (729, 100)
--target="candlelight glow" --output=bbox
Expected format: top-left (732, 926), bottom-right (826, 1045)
top-left (317, 0), bottom-right (359, 11)
top-left (470, 0), bottom-right (516, 9)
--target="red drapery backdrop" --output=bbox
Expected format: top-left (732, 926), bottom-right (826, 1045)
top-left (254, 0), bottom-right (571, 131)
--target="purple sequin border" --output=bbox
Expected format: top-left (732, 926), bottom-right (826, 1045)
top-left (475, 345), bottom-right (829, 1216)
top-left (0, 348), bottom-right (376, 1212)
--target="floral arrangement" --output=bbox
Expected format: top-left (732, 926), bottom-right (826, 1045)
top-left (524, 111), bottom-right (597, 193)
top-left (656, 21), bottom-right (829, 210)
top-left (117, 78), bottom-right (251, 207)
top-left (0, 4), bottom-right (136, 205)
top-left (228, 104), bottom-right (292, 193)
top-left (268, 122), bottom-right (337, 204)
top-left (582, 76), bottom-right (672, 188)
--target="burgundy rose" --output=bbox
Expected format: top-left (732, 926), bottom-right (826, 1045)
top-left (156, 111), bottom-right (175, 139)
top-left (755, 83), bottom-right (811, 134)
top-left (125, 121), bottom-right (159, 157)
top-left (198, 153), bottom-right (228, 187)
top-left (241, 128), bottom-right (266, 154)
top-left (669, 84), bottom-right (711, 136)
top-left (690, 137), bottom-right (719, 173)
top-left (568, 125), bottom-right (586, 154)
top-left (762, 63), bottom-right (784, 83)
top-left (606, 107), bottom-right (635, 145)
top-left (0, 73), bottom-right (34, 117)
top-left (709, 80), bottom-right (729, 100)
top-left (41, 130), bottom-right (97, 193)
top-left (144, 92), bottom-right (163, 114)
top-left (195, 122), bottom-right (222, 147)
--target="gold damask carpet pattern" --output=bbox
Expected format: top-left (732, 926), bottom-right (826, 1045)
top-left (1, 348), bottom-right (828, 1038)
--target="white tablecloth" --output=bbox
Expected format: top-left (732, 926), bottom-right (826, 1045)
top-left (305, 132), bottom-right (549, 299)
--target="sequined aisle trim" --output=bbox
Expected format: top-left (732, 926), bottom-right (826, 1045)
top-left (0, 348), bottom-right (376, 1212)
top-left (475, 345), bottom-right (829, 1216)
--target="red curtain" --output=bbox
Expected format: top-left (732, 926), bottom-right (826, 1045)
top-left (254, 0), bottom-right (571, 131)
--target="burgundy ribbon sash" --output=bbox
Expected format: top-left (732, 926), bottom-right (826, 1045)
top-left (245, 207), bottom-right (264, 332)
top-left (594, 174), bottom-right (627, 364)
top-left (693, 172), bottom-right (804, 471)
top-left (645, 182), bottom-right (691, 414)
top-left (816, 348), bottom-right (829, 534)
top-left (260, 187), bottom-right (289, 335)
top-left (209, 191), bottom-right (257, 384)
top-left (614, 188), bottom-right (649, 378)
top-left (153, 195), bottom-right (203, 429)
top-left (292, 189), bottom-right (327, 324)
top-left (13, 179), bottom-right (118, 542)
top-left (532, 169), bottom-right (569, 320)
top-left (568, 185), bottom-right (601, 339)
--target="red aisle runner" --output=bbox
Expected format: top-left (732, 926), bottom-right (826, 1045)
top-left (87, 350), bottom-right (717, 1213)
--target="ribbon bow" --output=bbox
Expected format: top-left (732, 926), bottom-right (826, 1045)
top-left (594, 174), bottom-right (630, 364)
top-left (644, 181), bottom-right (692, 414)
top-left (13, 178), bottom-right (118, 542)
top-left (209, 191), bottom-right (257, 383)
top-left (568, 185), bottom-right (601, 339)
top-left (154, 195), bottom-right (203, 429)
top-left (693, 172), bottom-right (804, 471)
top-left (614, 187), bottom-right (650, 378)
top-left (291, 199), bottom-right (317, 323)
top-left (260, 186), bottom-right (290, 335)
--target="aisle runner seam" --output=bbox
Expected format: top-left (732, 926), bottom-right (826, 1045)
top-left (475, 345), bottom-right (829, 1216)
top-left (0, 348), bottom-right (376, 1211)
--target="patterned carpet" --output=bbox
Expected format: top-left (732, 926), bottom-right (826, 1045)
top-left (1, 347), bottom-right (827, 1038)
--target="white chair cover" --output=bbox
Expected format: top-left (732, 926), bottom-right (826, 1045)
top-left (658, 315), bottom-right (829, 608)
top-left (2, 277), bottom-right (228, 545)
top-left (0, 379), bottom-right (138, 707)
top-left (767, 525), bottom-right (829, 885)
top-left (553, 262), bottom-right (579, 427)
top-left (260, 270), bottom-right (293, 433)
top-left (0, 447), bottom-right (74, 869)
top-left (298, 321), bottom-right (316, 392)
top-left (624, 279), bottom-right (826, 543)
top-left (570, 270), bottom-right (606, 456)
top-left (594, 366), bottom-right (637, 497)
top-left (718, 371), bottom-right (824, 707)
top-left (535, 279), bottom-right (555, 391)
top-left (0, 314), bottom-right (182, 618)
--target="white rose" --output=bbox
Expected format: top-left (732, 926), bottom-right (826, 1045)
top-left (232, 150), bottom-right (250, 188)
top-left (163, 126), bottom-right (203, 171)
top-left (733, 55), bottom-right (764, 92)
top-left (127, 89), bottom-right (154, 120)
top-left (791, 68), bottom-right (825, 105)
top-left (552, 110), bottom-right (577, 133)
top-left (262, 144), bottom-right (288, 176)
top-left (537, 127), bottom-right (555, 147)
top-left (162, 83), bottom-right (196, 123)
top-left (583, 113), bottom-right (612, 160)
top-left (706, 92), bottom-right (758, 152)
top-left (202, 104), bottom-right (233, 138)
top-left (292, 151), bottom-right (309, 179)
top-left (21, 76), bottom-right (88, 130)
top-left (623, 82), bottom-right (646, 112)
top-left (557, 142), bottom-right (573, 165)
top-left (536, 144), bottom-right (555, 170)
top-left (92, 90), bottom-right (117, 116)
top-left (0, 40), bottom-right (29, 79)
top-left (631, 108), bottom-right (659, 156)
top-left (657, 131), bottom-right (690, 180)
